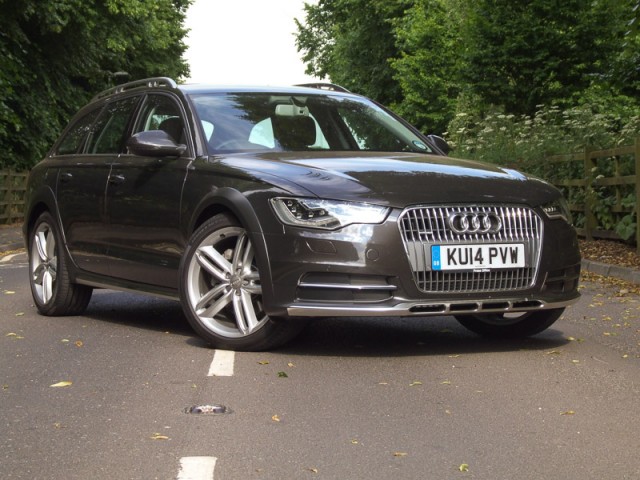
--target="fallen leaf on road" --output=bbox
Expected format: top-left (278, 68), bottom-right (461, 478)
top-left (409, 381), bottom-right (422, 387)
top-left (4, 291), bottom-right (15, 295)
top-left (15, 312), bottom-right (24, 316)
top-left (50, 381), bottom-right (72, 388)
top-left (441, 380), bottom-right (452, 385)
top-left (277, 371), bottom-right (288, 378)
top-left (307, 467), bottom-right (319, 473)
top-left (561, 410), bottom-right (576, 415)
top-left (393, 452), bottom-right (408, 457)
top-left (459, 463), bottom-right (469, 472)
top-left (75, 340), bottom-right (83, 347)
top-left (257, 360), bottom-right (269, 365)
top-left (287, 362), bottom-right (295, 368)
top-left (350, 439), bottom-right (359, 445)
top-left (150, 433), bottom-right (169, 440)
top-left (271, 414), bottom-right (281, 422)
top-left (545, 350), bottom-right (562, 355)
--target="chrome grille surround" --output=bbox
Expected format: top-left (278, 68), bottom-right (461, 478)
top-left (398, 205), bottom-right (543, 293)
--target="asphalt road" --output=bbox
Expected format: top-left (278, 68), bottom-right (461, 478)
top-left (1, 252), bottom-right (639, 480)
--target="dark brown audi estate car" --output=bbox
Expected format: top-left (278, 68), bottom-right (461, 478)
top-left (24, 77), bottom-right (580, 350)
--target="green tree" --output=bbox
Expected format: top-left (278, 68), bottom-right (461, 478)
top-left (0, 0), bottom-right (191, 170)
top-left (390, 0), bottom-right (463, 134)
top-left (296, 0), bottom-right (405, 106)
top-left (611, 0), bottom-right (640, 97)
top-left (460, 0), bottom-right (631, 116)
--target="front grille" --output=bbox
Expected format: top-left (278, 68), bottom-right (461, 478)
top-left (399, 205), bottom-right (542, 293)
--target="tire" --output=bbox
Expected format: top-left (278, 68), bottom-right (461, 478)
top-left (179, 214), bottom-right (305, 351)
top-left (455, 308), bottom-right (564, 339)
top-left (28, 212), bottom-right (92, 316)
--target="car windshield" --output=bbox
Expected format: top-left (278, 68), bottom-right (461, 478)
top-left (189, 92), bottom-right (433, 154)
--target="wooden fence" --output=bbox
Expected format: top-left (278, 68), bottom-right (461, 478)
top-left (0, 170), bottom-right (28, 225)
top-left (2, 139), bottom-right (640, 251)
top-left (546, 137), bottom-right (640, 252)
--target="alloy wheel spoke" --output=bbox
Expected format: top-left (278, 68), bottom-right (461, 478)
top-left (240, 289), bottom-right (261, 333)
top-left (231, 233), bottom-right (248, 272)
top-left (196, 246), bottom-right (232, 282)
top-left (33, 264), bottom-right (46, 284)
top-left (196, 283), bottom-right (228, 312)
top-left (35, 231), bottom-right (48, 262)
top-left (46, 232), bottom-right (56, 259)
top-left (201, 288), bottom-right (234, 318)
top-left (42, 270), bottom-right (54, 303)
top-left (232, 290), bottom-right (260, 335)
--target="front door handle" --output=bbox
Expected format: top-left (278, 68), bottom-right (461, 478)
top-left (108, 174), bottom-right (126, 185)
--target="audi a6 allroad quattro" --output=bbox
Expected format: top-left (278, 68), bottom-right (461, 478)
top-left (24, 78), bottom-right (581, 350)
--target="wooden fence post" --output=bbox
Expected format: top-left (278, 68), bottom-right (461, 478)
top-left (583, 145), bottom-right (596, 241)
top-left (635, 136), bottom-right (640, 254)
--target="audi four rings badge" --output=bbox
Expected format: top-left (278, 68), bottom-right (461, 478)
top-left (447, 212), bottom-right (503, 234)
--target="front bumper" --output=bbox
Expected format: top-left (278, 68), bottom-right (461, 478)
top-left (259, 206), bottom-right (581, 319)
top-left (286, 292), bottom-right (580, 317)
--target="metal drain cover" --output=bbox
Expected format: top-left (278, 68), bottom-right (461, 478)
top-left (185, 404), bottom-right (231, 415)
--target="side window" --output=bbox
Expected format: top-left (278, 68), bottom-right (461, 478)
top-left (55, 108), bottom-right (100, 155)
top-left (134, 94), bottom-right (185, 145)
top-left (87, 96), bottom-right (139, 154)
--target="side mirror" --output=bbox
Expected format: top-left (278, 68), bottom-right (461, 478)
top-left (126, 130), bottom-right (187, 157)
top-left (427, 134), bottom-right (451, 156)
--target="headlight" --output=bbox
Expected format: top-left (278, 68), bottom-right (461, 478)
top-left (270, 197), bottom-right (390, 230)
top-left (542, 197), bottom-right (573, 224)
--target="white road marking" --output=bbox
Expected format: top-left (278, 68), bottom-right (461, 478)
top-left (0, 252), bottom-right (26, 263)
top-left (208, 349), bottom-right (235, 377)
top-left (177, 456), bottom-right (217, 480)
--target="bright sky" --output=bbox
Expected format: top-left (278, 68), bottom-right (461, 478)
top-left (183, 0), bottom-right (319, 85)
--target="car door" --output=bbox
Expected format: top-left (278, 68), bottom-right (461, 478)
top-left (105, 93), bottom-right (192, 289)
top-left (55, 96), bottom-right (140, 275)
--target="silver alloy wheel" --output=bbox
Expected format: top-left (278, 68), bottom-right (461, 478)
top-left (185, 226), bottom-right (267, 338)
top-left (31, 222), bottom-right (57, 305)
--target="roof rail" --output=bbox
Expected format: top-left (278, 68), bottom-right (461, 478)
top-left (295, 82), bottom-right (351, 93)
top-left (91, 77), bottom-right (178, 102)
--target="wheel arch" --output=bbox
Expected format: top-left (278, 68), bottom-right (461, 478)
top-left (184, 187), bottom-right (277, 311)
top-left (23, 183), bottom-right (59, 239)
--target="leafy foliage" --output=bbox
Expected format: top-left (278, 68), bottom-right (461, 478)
top-left (389, 0), bottom-right (462, 133)
top-left (0, 0), bottom-right (191, 170)
top-left (296, 0), bottom-right (640, 243)
top-left (296, 0), bottom-right (405, 107)
top-left (460, 0), bottom-right (630, 116)
top-left (296, 0), bottom-right (639, 132)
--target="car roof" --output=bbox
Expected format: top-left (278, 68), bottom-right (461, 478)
top-left (91, 77), bottom-right (354, 104)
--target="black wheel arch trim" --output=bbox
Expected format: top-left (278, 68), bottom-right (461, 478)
top-left (184, 186), bottom-right (278, 311)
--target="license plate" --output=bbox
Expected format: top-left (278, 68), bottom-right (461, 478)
top-left (431, 243), bottom-right (525, 271)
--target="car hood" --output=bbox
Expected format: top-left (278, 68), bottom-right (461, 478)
top-left (216, 151), bottom-right (559, 208)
